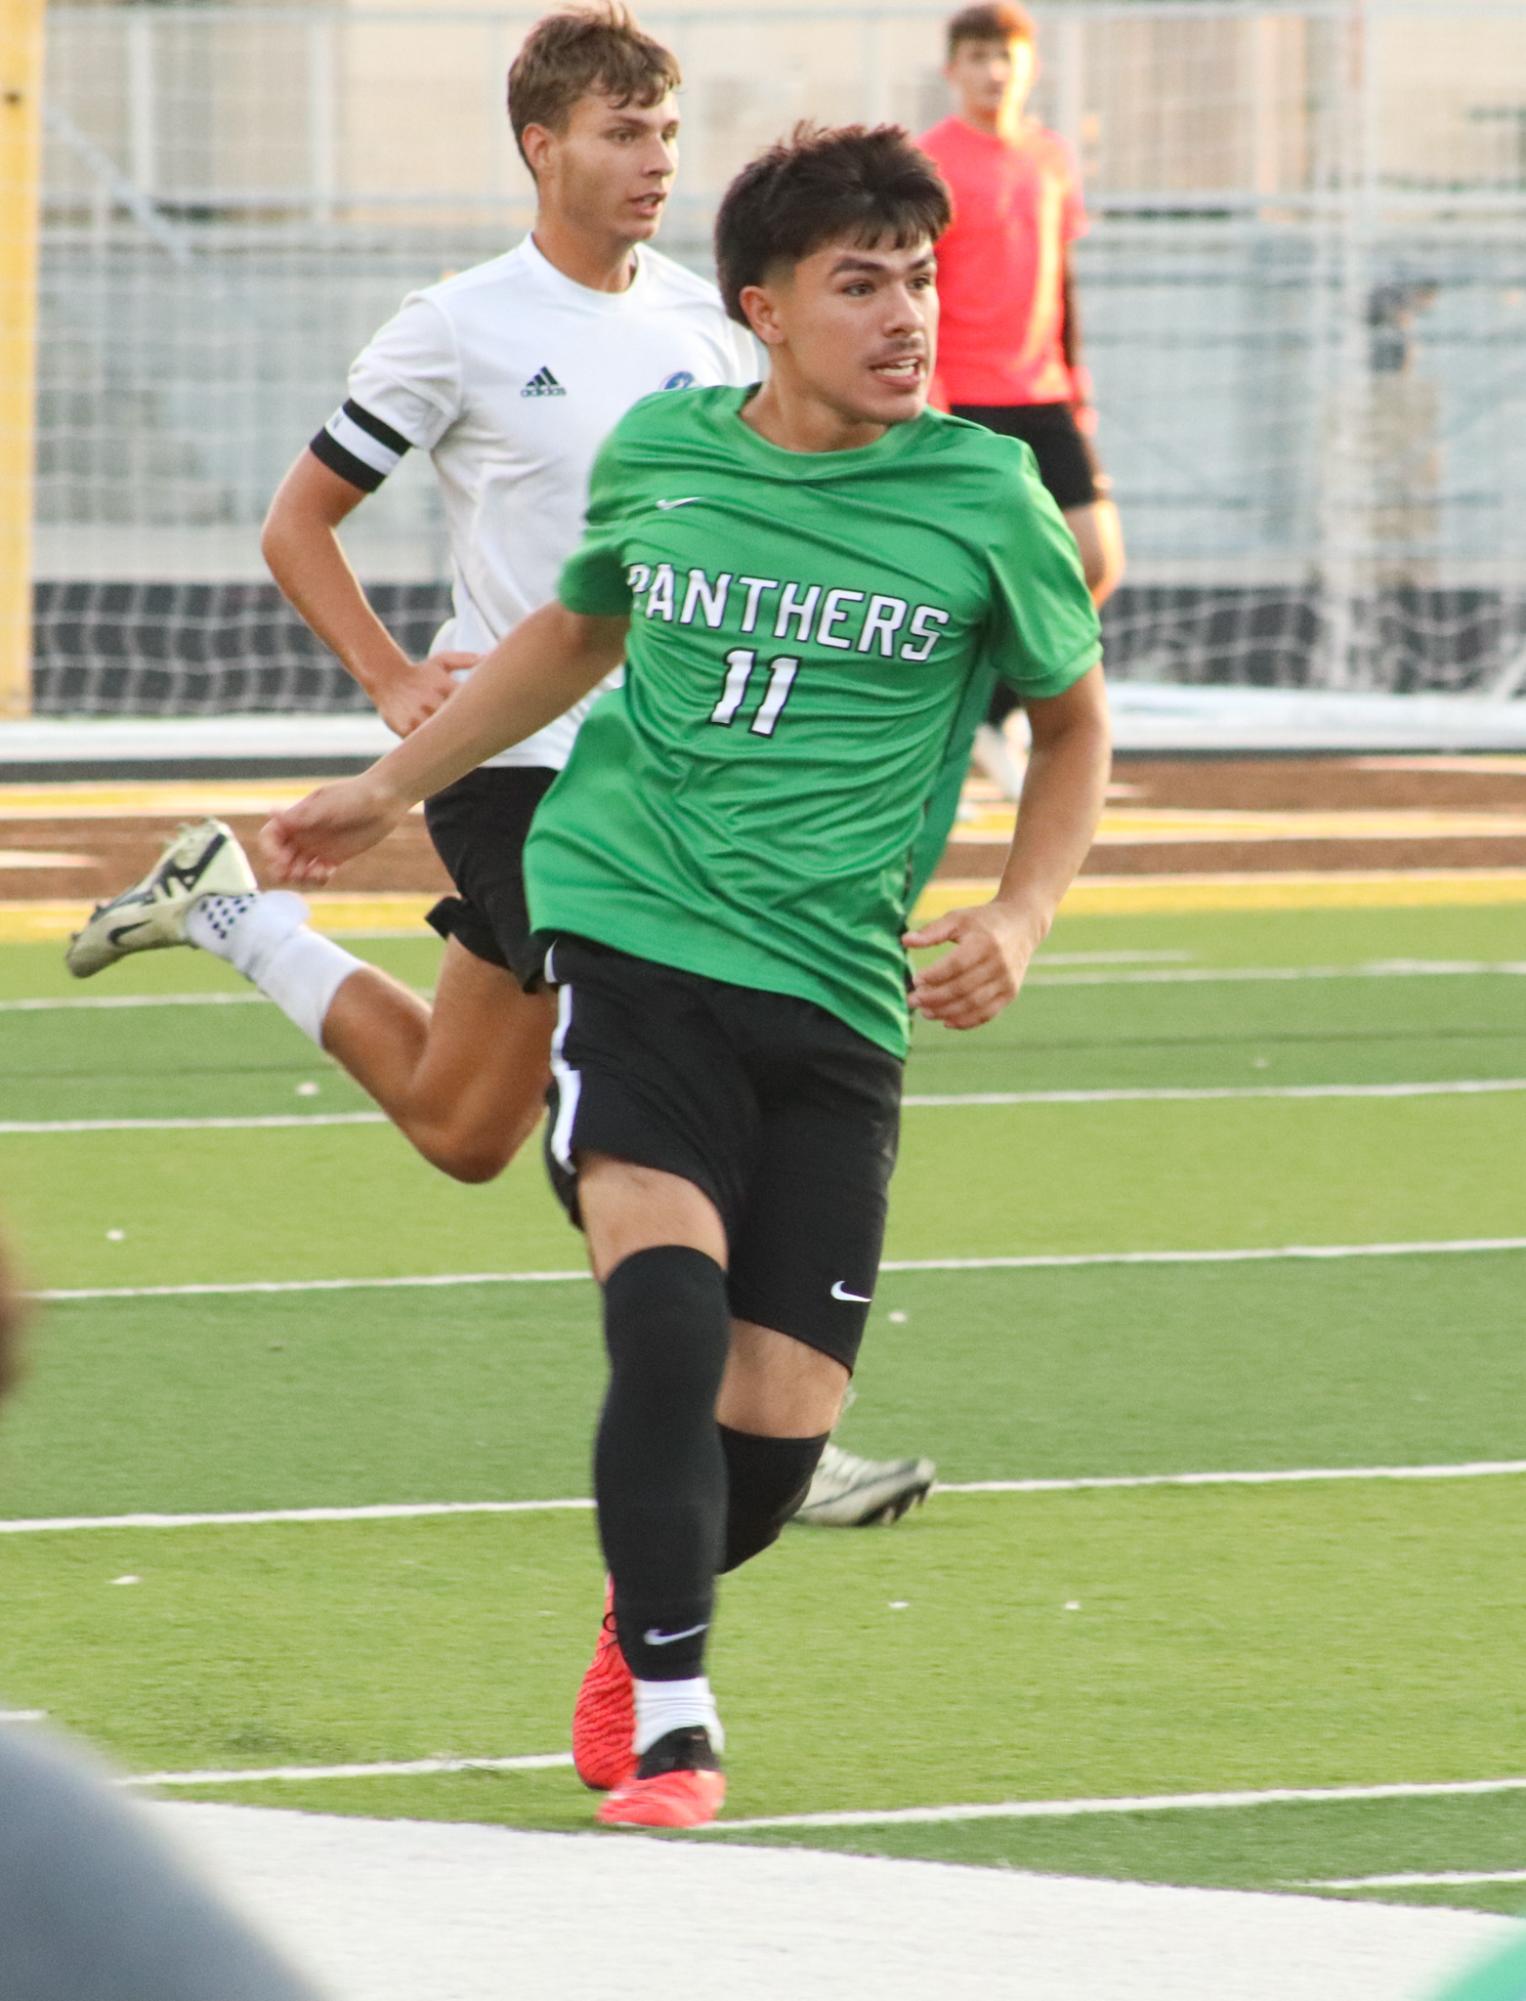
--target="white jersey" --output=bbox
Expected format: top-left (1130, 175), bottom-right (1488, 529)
top-left (313, 235), bottom-right (758, 769)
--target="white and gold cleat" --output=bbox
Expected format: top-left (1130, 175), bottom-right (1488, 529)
top-left (792, 1442), bottom-right (937, 1527)
top-left (66, 819), bottom-right (256, 977)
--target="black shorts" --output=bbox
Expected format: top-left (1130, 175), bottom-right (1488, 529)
top-left (950, 399), bottom-right (1107, 512)
top-left (423, 766), bottom-right (560, 979)
top-left (541, 936), bottom-right (902, 1371)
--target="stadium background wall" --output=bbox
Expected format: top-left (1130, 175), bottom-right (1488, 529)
top-left (23, 0), bottom-right (1526, 716)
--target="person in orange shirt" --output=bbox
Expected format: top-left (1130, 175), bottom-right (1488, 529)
top-left (921, 2), bottom-right (1125, 614)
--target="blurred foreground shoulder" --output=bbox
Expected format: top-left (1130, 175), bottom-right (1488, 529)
top-left (0, 1720), bottom-right (329, 2001)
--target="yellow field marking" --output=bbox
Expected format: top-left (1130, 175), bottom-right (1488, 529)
top-left (916, 870), bottom-right (1526, 918)
top-left (7, 872), bottom-right (1526, 944)
top-left (0, 894), bottom-right (438, 944)
top-left (0, 780), bottom-right (395, 820)
top-left (34, 793), bottom-right (1516, 842)
top-left (948, 805), bottom-right (1526, 845)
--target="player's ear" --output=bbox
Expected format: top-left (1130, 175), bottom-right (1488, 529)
top-left (738, 283), bottom-right (785, 347)
top-left (520, 122), bottom-right (555, 183)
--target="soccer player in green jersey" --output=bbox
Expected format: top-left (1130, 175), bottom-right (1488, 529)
top-left (262, 122), bottom-right (1111, 1828)
top-left (65, 2), bottom-right (934, 1536)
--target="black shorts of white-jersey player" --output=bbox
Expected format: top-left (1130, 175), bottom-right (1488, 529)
top-left (61, 12), bottom-right (930, 1534)
top-left (257, 122), bottom-right (1112, 1829)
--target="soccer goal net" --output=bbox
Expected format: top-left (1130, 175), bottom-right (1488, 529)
top-left (17, 0), bottom-right (1526, 717)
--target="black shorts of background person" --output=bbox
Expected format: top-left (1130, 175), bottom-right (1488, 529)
top-left (951, 400), bottom-right (1110, 732)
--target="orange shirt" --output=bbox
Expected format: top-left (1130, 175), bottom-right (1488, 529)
top-left (919, 115), bottom-right (1086, 408)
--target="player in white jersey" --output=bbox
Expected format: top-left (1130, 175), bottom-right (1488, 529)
top-left (251, 10), bottom-right (755, 1188)
top-left (66, 6), bottom-right (933, 1534)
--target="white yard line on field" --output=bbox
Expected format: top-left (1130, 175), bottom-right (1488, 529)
top-left (936, 1460), bottom-right (1526, 1495)
top-left (30, 1235), bottom-right (1526, 1305)
top-left (122, 1752), bottom-right (573, 1788)
top-left (1, 1113), bottom-right (383, 1133)
top-left (2, 956), bottom-right (1523, 1017)
top-left (0, 991), bottom-right (264, 1011)
top-left (8, 1077), bottom-right (1526, 1134)
top-left (0, 1497), bottom-right (593, 1533)
top-left (1021, 950), bottom-right (1195, 966)
top-left (1026, 959), bottom-right (1526, 987)
top-left (900, 1079), bottom-right (1526, 1109)
top-left (6, 1456), bottom-right (1526, 1536)
top-left (702, 1774), bottom-right (1526, 1835)
top-left (1, 1113), bottom-right (384, 1134)
top-left (878, 1238), bottom-right (1526, 1274)
top-left (35, 1268), bottom-right (591, 1301)
top-left (1309, 1870), bottom-right (1526, 1889)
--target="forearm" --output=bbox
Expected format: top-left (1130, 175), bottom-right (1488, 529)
top-left (1060, 263), bottom-right (1094, 412)
top-left (367, 603), bottom-right (625, 808)
top-left (1060, 265), bottom-right (1082, 376)
top-left (261, 505), bottom-right (410, 696)
top-left (993, 672), bottom-right (1110, 938)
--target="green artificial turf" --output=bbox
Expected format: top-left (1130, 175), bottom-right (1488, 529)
top-left (3, 901), bottom-right (1526, 1909)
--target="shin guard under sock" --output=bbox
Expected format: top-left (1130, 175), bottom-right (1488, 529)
top-left (719, 1426), bottom-right (830, 1572)
top-left (596, 1245), bottom-right (730, 1684)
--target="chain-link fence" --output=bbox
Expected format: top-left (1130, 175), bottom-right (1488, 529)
top-left (30, 0), bottom-right (1526, 712)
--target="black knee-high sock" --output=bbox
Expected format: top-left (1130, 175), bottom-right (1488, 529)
top-left (595, 1245), bottom-right (730, 1684)
top-left (719, 1426), bottom-right (830, 1572)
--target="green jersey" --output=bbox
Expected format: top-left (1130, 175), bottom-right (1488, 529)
top-left (528, 385), bottom-right (1100, 1057)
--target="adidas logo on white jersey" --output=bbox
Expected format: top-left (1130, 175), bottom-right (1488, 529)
top-left (521, 366), bottom-right (567, 399)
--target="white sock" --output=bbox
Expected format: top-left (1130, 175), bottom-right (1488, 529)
top-left (633, 1676), bottom-right (724, 1757)
top-left (187, 891), bottom-right (361, 1047)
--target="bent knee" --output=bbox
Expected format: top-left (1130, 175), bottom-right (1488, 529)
top-left (411, 1120), bottom-right (525, 1185)
top-left (419, 1140), bottom-right (511, 1185)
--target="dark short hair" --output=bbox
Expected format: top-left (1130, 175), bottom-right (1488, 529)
top-left (945, 3), bottom-right (1036, 54)
top-left (714, 123), bottom-right (952, 323)
top-left (507, 5), bottom-right (681, 172)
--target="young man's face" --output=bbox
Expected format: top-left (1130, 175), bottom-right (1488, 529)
top-left (946, 34), bottom-right (1036, 126)
top-left (527, 88), bottom-right (679, 246)
top-left (744, 236), bottom-right (939, 432)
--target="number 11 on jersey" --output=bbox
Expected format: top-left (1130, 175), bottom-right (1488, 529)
top-left (709, 649), bottom-right (801, 738)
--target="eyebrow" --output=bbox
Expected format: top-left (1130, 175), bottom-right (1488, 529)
top-left (828, 253), bottom-right (936, 277)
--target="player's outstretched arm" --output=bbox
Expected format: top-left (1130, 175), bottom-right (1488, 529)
top-left (262, 604), bottom-right (630, 885)
top-left (906, 664), bottom-right (1109, 1031)
top-left (262, 452), bottom-right (472, 737)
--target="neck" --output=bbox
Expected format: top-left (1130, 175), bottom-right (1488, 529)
top-left (531, 213), bottom-right (639, 294)
top-left (958, 102), bottom-right (1025, 142)
top-left (740, 377), bottom-right (889, 456)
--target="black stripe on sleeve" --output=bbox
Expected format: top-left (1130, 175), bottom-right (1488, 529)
top-left (309, 426), bottom-right (386, 493)
top-left (342, 398), bottom-right (413, 458)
